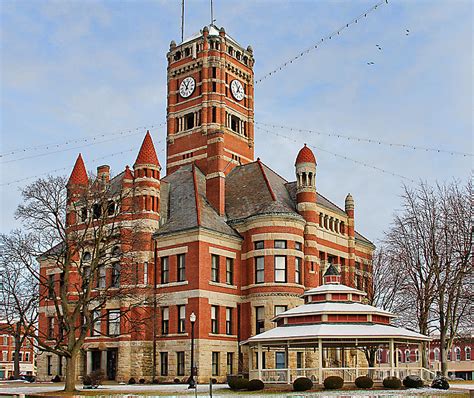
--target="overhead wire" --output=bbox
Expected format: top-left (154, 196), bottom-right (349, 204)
top-left (255, 121), bottom-right (473, 157)
top-left (255, 0), bottom-right (389, 84)
top-left (255, 125), bottom-right (415, 183)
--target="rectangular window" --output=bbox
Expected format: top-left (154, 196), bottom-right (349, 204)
top-left (275, 352), bottom-right (286, 369)
top-left (274, 305), bottom-right (287, 316)
top-left (274, 256), bottom-right (287, 282)
top-left (97, 265), bottom-right (106, 289)
top-left (160, 352), bottom-right (168, 376)
top-left (255, 256), bottom-right (264, 284)
top-left (47, 355), bottom-right (53, 376)
top-left (177, 254), bottom-right (186, 282)
top-left (25, 352), bottom-right (30, 362)
top-left (274, 240), bottom-right (287, 249)
top-left (212, 107), bottom-right (217, 123)
top-left (143, 261), bottom-right (148, 285)
top-left (295, 241), bottom-right (302, 251)
top-left (177, 351), bottom-right (185, 376)
top-left (111, 262), bottom-right (120, 288)
top-left (256, 306), bottom-right (265, 334)
top-left (212, 81), bottom-right (217, 92)
top-left (47, 317), bottom-right (54, 339)
top-left (297, 352), bottom-right (303, 369)
top-left (18, 352), bottom-right (23, 362)
top-left (211, 254), bottom-right (219, 282)
top-left (255, 352), bottom-right (266, 369)
top-left (295, 257), bottom-right (302, 284)
top-left (226, 258), bottom-right (234, 285)
top-left (178, 305), bottom-right (186, 333)
top-left (2, 335), bottom-right (8, 345)
top-left (161, 307), bottom-right (169, 335)
top-left (212, 67), bottom-right (217, 78)
top-left (91, 309), bottom-right (101, 336)
top-left (254, 240), bottom-right (264, 250)
top-left (161, 257), bottom-right (169, 284)
top-left (226, 352), bottom-right (233, 375)
top-left (226, 307), bottom-right (232, 335)
top-left (107, 310), bottom-right (120, 336)
top-left (57, 355), bottom-right (62, 376)
top-left (212, 352), bottom-right (219, 376)
top-left (211, 306), bottom-right (219, 334)
top-left (48, 275), bottom-right (54, 299)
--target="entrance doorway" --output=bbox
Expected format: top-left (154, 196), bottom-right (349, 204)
top-left (91, 350), bottom-right (101, 372)
top-left (107, 349), bottom-right (118, 380)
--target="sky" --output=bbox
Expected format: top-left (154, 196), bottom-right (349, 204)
top-left (1, 0), bottom-right (472, 245)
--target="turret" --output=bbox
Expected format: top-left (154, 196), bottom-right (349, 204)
top-left (345, 193), bottom-right (356, 287)
top-left (323, 264), bottom-right (341, 285)
top-left (66, 154), bottom-right (88, 226)
top-left (295, 144), bottom-right (319, 288)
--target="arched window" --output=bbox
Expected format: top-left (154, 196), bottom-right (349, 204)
top-left (415, 349), bottom-right (420, 362)
top-left (111, 246), bottom-right (120, 257)
top-left (82, 252), bottom-right (91, 262)
top-left (454, 347), bottom-right (461, 361)
top-left (397, 350), bottom-right (402, 363)
top-left (465, 347), bottom-right (471, 361)
top-left (405, 349), bottom-right (410, 363)
top-left (434, 348), bottom-right (440, 361)
top-left (447, 349), bottom-right (452, 361)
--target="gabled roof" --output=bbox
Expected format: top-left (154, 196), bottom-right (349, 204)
top-left (134, 131), bottom-right (160, 168)
top-left (68, 154), bottom-right (88, 186)
top-left (156, 165), bottom-right (239, 238)
top-left (323, 263), bottom-right (339, 277)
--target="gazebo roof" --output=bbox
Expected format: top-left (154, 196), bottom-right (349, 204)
top-left (247, 323), bottom-right (431, 344)
top-left (302, 283), bottom-right (367, 297)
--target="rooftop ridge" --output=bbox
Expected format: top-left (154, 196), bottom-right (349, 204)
top-left (257, 158), bottom-right (276, 201)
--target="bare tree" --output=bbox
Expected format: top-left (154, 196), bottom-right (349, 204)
top-left (6, 174), bottom-right (152, 391)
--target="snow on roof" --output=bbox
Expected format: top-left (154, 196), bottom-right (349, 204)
top-left (274, 302), bottom-right (394, 320)
top-left (247, 323), bottom-right (431, 343)
top-left (303, 284), bottom-right (367, 296)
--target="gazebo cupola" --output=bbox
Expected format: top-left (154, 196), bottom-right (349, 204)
top-left (323, 263), bottom-right (340, 284)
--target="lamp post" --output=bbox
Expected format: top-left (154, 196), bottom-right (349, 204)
top-left (188, 312), bottom-right (196, 389)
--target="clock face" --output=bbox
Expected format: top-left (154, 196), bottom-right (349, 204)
top-left (179, 76), bottom-right (195, 98)
top-left (230, 79), bottom-right (244, 101)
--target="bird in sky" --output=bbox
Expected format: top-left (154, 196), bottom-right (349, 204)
top-left (406, 29), bottom-right (410, 36)
top-left (376, 44), bottom-right (382, 50)
top-left (367, 62), bottom-right (375, 65)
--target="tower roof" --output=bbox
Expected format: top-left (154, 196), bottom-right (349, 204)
top-left (134, 131), bottom-right (160, 168)
top-left (295, 144), bottom-right (316, 165)
top-left (323, 264), bottom-right (340, 277)
top-left (68, 154), bottom-right (88, 186)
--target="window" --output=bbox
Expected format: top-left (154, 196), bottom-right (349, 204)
top-left (255, 257), bottom-right (264, 283)
top-left (161, 307), bottom-right (169, 335)
top-left (57, 355), bottom-right (62, 375)
top-left (405, 349), bottom-right (410, 362)
top-left (274, 256), bottom-right (287, 282)
top-left (91, 309), bottom-right (101, 336)
top-left (255, 306), bottom-right (264, 334)
top-left (415, 349), bottom-right (420, 362)
top-left (211, 255), bottom-right (220, 282)
top-left (226, 352), bottom-right (233, 375)
top-left (160, 352), bottom-right (168, 376)
top-left (297, 352), bottom-right (303, 369)
top-left (107, 310), bottom-right (120, 336)
top-left (107, 200), bottom-right (115, 216)
top-left (177, 254), bottom-right (186, 282)
top-left (275, 352), bottom-right (286, 369)
top-left (178, 305), bottom-right (186, 333)
top-left (2, 335), bottom-right (7, 345)
top-left (211, 306), bottom-right (219, 334)
top-left (455, 347), bottom-right (461, 361)
top-left (397, 350), bottom-right (402, 363)
top-left (18, 352), bottom-right (23, 362)
top-left (212, 352), bottom-right (219, 376)
top-left (177, 352), bottom-right (185, 376)
top-left (255, 352), bottom-right (266, 369)
top-left (143, 261), bottom-right (148, 285)
top-left (295, 257), bottom-right (302, 284)
top-left (226, 258), bottom-right (234, 285)
top-left (274, 240), bottom-right (287, 249)
top-left (111, 262), bottom-right (120, 288)
top-left (434, 348), bottom-right (440, 361)
top-left (295, 241), bottom-right (302, 251)
top-left (184, 113), bottom-right (195, 130)
top-left (466, 347), bottom-right (471, 361)
top-left (25, 352), bottom-right (30, 362)
top-left (254, 241), bottom-right (264, 250)
top-left (92, 203), bottom-right (101, 219)
top-left (226, 307), bottom-right (232, 335)
top-left (2, 351), bottom-right (7, 361)
top-left (47, 355), bottom-right (53, 376)
top-left (81, 207), bottom-right (87, 222)
top-left (448, 349), bottom-right (452, 361)
top-left (47, 317), bottom-right (54, 339)
top-left (97, 265), bottom-right (106, 288)
top-left (161, 257), bottom-right (169, 284)
top-left (48, 275), bottom-right (55, 299)
top-left (274, 305), bottom-right (287, 316)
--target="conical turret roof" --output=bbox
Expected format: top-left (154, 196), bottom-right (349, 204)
top-left (68, 154), bottom-right (88, 186)
top-left (134, 131), bottom-right (160, 168)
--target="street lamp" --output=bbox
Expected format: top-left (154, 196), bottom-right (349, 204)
top-left (188, 312), bottom-right (196, 389)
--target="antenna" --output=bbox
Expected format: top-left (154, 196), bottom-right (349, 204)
top-left (210, 0), bottom-right (214, 25)
top-left (181, 0), bottom-right (185, 42)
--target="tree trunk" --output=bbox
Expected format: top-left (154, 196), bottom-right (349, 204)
top-left (13, 323), bottom-right (21, 379)
top-left (64, 350), bottom-right (79, 392)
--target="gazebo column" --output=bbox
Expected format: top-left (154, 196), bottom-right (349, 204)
top-left (389, 339), bottom-right (395, 376)
top-left (257, 343), bottom-right (263, 380)
top-left (318, 339), bottom-right (323, 384)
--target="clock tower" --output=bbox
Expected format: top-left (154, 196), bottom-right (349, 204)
top-left (166, 25), bottom-right (255, 214)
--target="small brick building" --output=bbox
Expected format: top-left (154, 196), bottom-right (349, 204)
top-left (37, 25), bottom-right (374, 383)
top-left (0, 324), bottom-right (35, 380)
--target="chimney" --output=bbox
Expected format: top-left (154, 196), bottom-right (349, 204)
top-left (97, 165), bottom-right (110, 183)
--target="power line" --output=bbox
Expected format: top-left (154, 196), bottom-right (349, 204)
top-left (255, 125), bottom-right (415, 183)
top-left (255, 121), bottom-right (473, 157)
top-left (255, 0), bottom-right (389, 84)
top-left (0, 123), bottom-right (165, 158)
top-left (0, 140), bottom-right (166, 187)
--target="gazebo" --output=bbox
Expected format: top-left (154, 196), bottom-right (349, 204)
top-left (245, 265), bottom-right (434, 384)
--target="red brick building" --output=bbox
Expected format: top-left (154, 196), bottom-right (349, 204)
top-left (0, 324), bottom-right (35, 380)
top-left (37, 25), bottom-right (374, 383)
